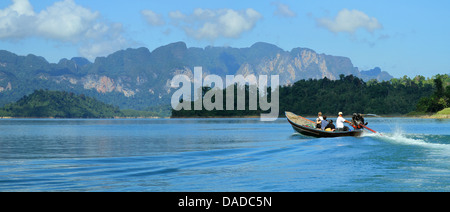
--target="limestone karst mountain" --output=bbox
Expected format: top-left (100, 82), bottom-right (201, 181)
top-left (0, 42), bottom-right (392, 109)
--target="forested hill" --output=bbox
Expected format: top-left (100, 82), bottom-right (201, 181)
top-left (279, 75), bottom-right (435, 116)
top-left (172, 74), bottom-right (439, 117)
top-left (0, 90), bottom-right (122, 118)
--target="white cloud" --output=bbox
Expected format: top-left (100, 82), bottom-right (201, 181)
top-left (0, 0), bottom-right (35, 39)
top-left (0, 0), bottom-right (98, 41)
top-left (78, 22), bottom-right (130, 60)
top-left (316, 9), bottom-right (382, 34)
top-left (169, 8), bottom-right (263, 41)
top-left (0, 0), bottom-right (132, 60)
top-left (4, 0), bottom-right (34, 15)
top-left (36, 0), bottom-right (99, 42)
top-left (168, 10), bottom-right (186, 20)
top-left (272, 2), bottom-right (297, 18)
top-left (141, 10), bottom-right (165, 26)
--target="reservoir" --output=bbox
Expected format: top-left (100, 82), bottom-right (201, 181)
top-left (0, 117), bottom-right (449, 191)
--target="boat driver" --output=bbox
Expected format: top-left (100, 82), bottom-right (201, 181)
top-left (336, 112), bottom-right (349, 131)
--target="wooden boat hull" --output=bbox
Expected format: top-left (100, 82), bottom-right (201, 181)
top-left (286, 112), bottom-right (363, 138)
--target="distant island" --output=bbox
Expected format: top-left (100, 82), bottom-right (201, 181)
top-left (0, 90), bottom-right (161, 118)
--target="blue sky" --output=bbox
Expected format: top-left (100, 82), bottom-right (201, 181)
top-left (0, 0), bottom-right (449, 78)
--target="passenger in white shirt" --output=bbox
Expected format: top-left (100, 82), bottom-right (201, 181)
top-left (336, 112), bottom-right (348, 131)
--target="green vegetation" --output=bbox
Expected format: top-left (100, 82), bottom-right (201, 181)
top-left (0, 90), bottom-right (122, 118)
top-left (436, 108), bottom-right (450, 115)
top-left (171, 85), bottom-right (265, 117)
top-left (413, 74), bottom-right (450, 114)
top-left (428, 108), bottom-right (450, 119)
top-left (0, 90), bottom-right (167, 118)
top-left (280, 74), bottom-right (435, 116)
top-left (172, 74), bottom-right (439, 117)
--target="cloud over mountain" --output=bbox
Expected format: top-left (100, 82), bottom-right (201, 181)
top-left (141, 9), bottom-right (165, 26)
top-left (0, 0), bottom-right (132, 60)
top-left (316, 8), bottom-right (382, 34)
top-left (168, 8), bottom-right (263, 41)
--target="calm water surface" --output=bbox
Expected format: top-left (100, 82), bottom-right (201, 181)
top-left (0, 117), bottom-right (449, 191)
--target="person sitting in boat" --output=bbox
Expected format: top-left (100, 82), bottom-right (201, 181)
top-left (336, 112), bottom-right (349, 131)
top-left (352, 113), bottom-right (368, 129)
top-left (325, 120), bottom-right (335, 131)
top-left (321, 116), bottom-right (329, 130)
top-left (316, 112), bottom-right (323, 129)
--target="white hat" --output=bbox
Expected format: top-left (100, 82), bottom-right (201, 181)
top-left (338, 112), bottom-right (343, 115)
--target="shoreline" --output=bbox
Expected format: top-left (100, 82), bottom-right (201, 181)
top-left (412, 114), bottom-right (450, 119)
top-left (0, 116), bottom-right (166, 119)
top-left (1, 115), bottom-right (449, 119)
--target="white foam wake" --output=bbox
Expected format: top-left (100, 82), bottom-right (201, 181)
top-left (364, 128), bottom-right (450, 150)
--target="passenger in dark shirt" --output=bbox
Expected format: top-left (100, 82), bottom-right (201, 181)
top-left (326, 120), bottom-right (335, 131)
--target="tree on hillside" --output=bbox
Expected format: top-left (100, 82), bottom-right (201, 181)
top-left (415, 74), bottom-right (449, 113)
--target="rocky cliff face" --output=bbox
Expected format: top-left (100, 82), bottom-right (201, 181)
top-left (82, 75), bottom-right (136, 97)
top-left (0, 42), bottom-right (392, 109)
top-left (0, 82), bottom-right (12, 92)
top-left (235, 45), bottom-right (361, 85)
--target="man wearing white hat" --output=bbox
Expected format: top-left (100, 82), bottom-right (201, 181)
top-left (336, 112), bottom-right (348, 131)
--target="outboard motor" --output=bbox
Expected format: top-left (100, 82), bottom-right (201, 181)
top-left (352, 113), bottom-right (368, 129)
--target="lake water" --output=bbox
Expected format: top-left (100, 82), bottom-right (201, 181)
top-left (0, 117), bottom-right (450, 192)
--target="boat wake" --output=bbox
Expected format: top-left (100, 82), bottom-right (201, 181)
top-left (363, 128), bottom-right (450, 151)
